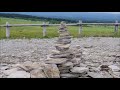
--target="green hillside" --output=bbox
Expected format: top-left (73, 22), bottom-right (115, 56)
top-left (0, 17), bottom-right (120, 39)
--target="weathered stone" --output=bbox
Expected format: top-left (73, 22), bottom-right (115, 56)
top-left (0, 66), bottom-right (9, 70)
top-left (45, 58), bottom-right (67, 64)
top-left (79, 63), bottom-right (87, 67)
top-left (57, 41), bottom-right (71, 45)
top-left (59, 33), bottom-right (70, 37)
top-left (51, 50), bottom-right (61, 54)
top-left (89, 67), bottom-right (100, 72)
top-left (85, 62), bottom-right (100, 67)
top-left (51, 53), bottom-right (75, 59)
top-left (71, 58), bottom-right (81, 65)
top-left (55, 44), bottom-right (70, 48)
top-left (71, 67), bottom-right (89, 74)
top-left (17, 61), bottom-right (34, 71)
top-left (3, 68), bottom-right (18, 75)
top-left (87, 72), bottom-right (104, 78)
top-left (75, 45), bottom-right (81, 49)
top-left (59, 69), bottom-right (70, 73)
top-left (62, 62), bottom-right (73, 68)
top-left (23, 61), bottom-right (33, 66)
top-left (58, 29), bottom-right (68, 33)
top-left (58, 38), bottom-right (71, 41)
top-left (55, 44), bottom-right (70, 51)
top-left (31, 62), bottom-right (42, 69)
top-left (108, 65), bottom-right (120, 72)
top-left (23, 51), bottom-right (31, 56)
top-left (50, 53), bottom-right (70, 58)
top-left (52, 50), bottom-right (71, 55)
top-left (7, 71), bottom-right (30, 78)
top-left (57, 39), bottom-right (71, 44)
top-left (88, 71), bottom-right (113, 78)
top-left (58, 36), bottom-right (72, 39)
top-left (60, 73), bottom-right (80, 78)
top-left (0, 75), bottom-right (3, 78)
top-left (56, 47), bottom-right (69, 52)
top-left (83, 45), bottom-right (93, 48)
top-left (108, 52), bottom-right (117, 57)
top-left (30, 69), bottom-right (46, 78)
top-left (116, 54), bottom-right (120, 57)
top-left (101, 71), bottom-right (113, 78)
top-left (43, 64), bottom-right (60, 78)
top-left (16, 64), bottom-right (33, 72)
top-left (58, 66), bottom-right (70, 70)
top-left (0, 64), bottom-right (8, 67)
top-left (75, 54), bottom-right (82, 58)
top-left (111, 72), bottom-right (120, 78)
top-left (100, 65), bottom-right (109, 71)
top-left (16, 62), bottom-right (45, 72)
top-left (0, 71), bottom-right (3, 78)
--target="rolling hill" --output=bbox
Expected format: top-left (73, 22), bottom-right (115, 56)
top-left (0, 12), bottom-right (120, 23)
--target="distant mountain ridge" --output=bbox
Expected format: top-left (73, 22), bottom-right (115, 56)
top-left (0, 12), bottom-right (120, 23)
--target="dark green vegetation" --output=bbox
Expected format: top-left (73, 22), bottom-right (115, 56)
top-left (0, 13), bottom-right (75, 24)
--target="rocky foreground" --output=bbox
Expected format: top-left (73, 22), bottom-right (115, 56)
top-left (0, 37), bottom-right (120, 78)
top-left (0, 22), bottom-right (120, 78)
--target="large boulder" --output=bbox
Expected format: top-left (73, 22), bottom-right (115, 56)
top-left (30, 64), bottom-right (60, 78)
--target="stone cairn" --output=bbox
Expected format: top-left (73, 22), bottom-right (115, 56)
top-left (45, 21), bottom-right (83, 78)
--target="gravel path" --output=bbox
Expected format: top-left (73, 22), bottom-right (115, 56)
top-left (0, 37), bottom-right (120, 65)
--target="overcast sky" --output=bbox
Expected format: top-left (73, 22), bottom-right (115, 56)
top-left (96, 12), bottom-right (120, 14)
top-left (1, 12), bottom-right (120, 14)
top-left (0, 12), bottom-right (120, 14)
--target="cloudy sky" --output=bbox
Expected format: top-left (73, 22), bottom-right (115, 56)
top-left (1, 12), bottom-right (120, 14)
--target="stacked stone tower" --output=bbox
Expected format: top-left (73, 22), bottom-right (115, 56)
top-left (45, 21), bottom-right (82, 78)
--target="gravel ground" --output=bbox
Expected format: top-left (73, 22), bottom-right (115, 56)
top-left (0, 37), bottom-right (120, 65)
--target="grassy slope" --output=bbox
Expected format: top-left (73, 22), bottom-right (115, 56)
top-left (0, 17), bottom-right (120, 39)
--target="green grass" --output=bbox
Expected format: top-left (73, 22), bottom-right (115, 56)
top-left (0, 17), bottom-right (120, 39)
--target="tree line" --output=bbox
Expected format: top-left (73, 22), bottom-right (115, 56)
top-left (0, 13), bottom-right (76, 24)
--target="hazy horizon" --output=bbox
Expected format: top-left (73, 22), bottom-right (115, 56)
top-left (1, 12), bottom-right (120, 14)
top-left (1, 12), bottom-right (120, 22)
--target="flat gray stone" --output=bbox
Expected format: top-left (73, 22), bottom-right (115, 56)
top-left (116, 54), bottom-right (120, 57)
top-left (62, 62), bottom-right (73, 67)
top-left (51, 53), bottom-right (75, 59)
top-left (108, 65), bottom-right (120, 72)
top-left (59, 33), bottom-right (70, 37)
top-left (55, 44), bottom-right (70, 48)
top-left (60, 73), bottom-right (80, 78)
top-left (112, 72), bottom-right (120, 78)
top-left (0, 66), bottom-right (9, 70)
top-left (88, 72), bottom-right (105, 78)
top-left (71, 67), bottom-right (89, 74)
top-left (45, 58), bottom-right (67, 64)
top-left (83, 45), bottom-right (93, 48)
top-left (3, 68), bottom-right (19, 75)
top-left (58, 36), bottom-right (72, 39)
